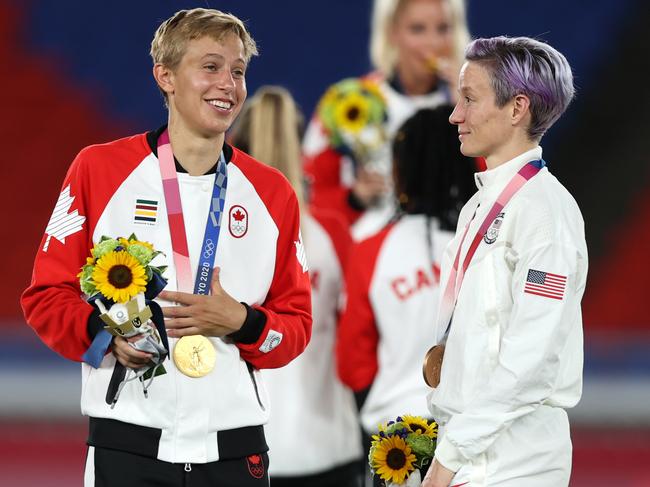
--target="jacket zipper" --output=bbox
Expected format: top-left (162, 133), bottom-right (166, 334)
top-left (246, 362), bottom-right (265, 411)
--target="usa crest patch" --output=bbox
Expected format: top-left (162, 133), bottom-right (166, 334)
top-left (483, 212), bottom-right (504, 244)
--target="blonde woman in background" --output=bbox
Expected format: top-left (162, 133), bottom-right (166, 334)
top-left (230, 86), bottom-right (363, 487)
top-left (303, 0), bottom-right (471, 241)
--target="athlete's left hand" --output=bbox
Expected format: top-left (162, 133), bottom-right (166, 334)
top-left (160, 267), bottom-right (247, 338)
top-left (421, 459), bottom-right (455, 487)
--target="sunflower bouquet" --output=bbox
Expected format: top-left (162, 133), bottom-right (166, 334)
top-left (317, 77), bottom-right (388, 169)
top-left (79, 234), bottom-right (166, 303)
top-left (79, 234), bottom-right (169, 405)
top-left (369, 415), bottom-right (438, 487)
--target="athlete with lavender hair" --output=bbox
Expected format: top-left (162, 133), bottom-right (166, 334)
top-left (422, 37), bottom-right (588, 487)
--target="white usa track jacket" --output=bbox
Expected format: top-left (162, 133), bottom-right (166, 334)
top-left (428, 147), bottom-right (588, 472)
top-left (21, 127), bottom-right (312, 464)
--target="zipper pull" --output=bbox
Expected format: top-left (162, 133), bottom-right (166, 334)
top-left (184, 463), bottom-right (192, 472)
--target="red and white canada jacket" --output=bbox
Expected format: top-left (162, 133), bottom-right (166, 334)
top-left (337, 214), bottom-right (454, 433)
top-left (21, 128), bottom-right (312, 463)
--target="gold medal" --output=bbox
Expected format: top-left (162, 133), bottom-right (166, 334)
top-left (173, 335), bottom-right (216, 378)
top-left (422, 344), bottom-right (445, 388)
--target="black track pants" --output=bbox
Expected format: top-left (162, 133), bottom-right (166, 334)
top-left (85, 446), bottom-right (270, 487)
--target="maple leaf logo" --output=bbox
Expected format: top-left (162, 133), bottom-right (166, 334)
top-left (294, 231), bottom-right (308, 273)
top-left (228, 205), bottom-right (248, 238)
top-left (43, 185), bottom-right (86, 252)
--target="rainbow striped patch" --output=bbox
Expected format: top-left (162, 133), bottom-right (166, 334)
top-left (134, 198), bottom-right (158, 225)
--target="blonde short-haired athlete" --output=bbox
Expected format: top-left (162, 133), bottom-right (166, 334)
top-left (22, 9), bottom-right (312, 487)
top-left (303, 0), bottom-right (471, 241)
top-left (422, 36), bottom-right (587, 487)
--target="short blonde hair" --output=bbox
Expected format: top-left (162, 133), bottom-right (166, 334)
top-left (230, 86), bottom-right (305, 207)
top-left (370, 0), bottom-right (470, 76)
top-left (150, 8), bottom-right (258, 70)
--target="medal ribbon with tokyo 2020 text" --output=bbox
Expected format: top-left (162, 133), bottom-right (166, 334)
top-left (157, 128), bottom-right (228, 294)
top-left (435, 159), bottom-right (545, 343)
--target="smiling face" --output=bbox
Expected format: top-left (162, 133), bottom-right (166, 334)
top-left (449, 61), bottom-right (515, 163)
top-left (390, 0), bottom-right (455, 81)
top-left (158, 34), bottom-right (248, 138)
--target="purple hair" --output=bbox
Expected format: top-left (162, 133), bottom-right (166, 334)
top-left (465, 36), bottom-right (575, 140)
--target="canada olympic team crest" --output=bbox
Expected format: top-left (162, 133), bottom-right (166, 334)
top-left (484, 212), bottom-right (504, 244)
top-left (229, 205), bottom-right (248, 238)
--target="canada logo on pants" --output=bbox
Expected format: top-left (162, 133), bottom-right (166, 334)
top-left (247, 454), bottom-right (265, 479)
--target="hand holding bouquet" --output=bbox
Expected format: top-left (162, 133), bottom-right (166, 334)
top-left (369, 415), bottom-right (438, 487)
top-left (79, 234), bottom-right (168, 406)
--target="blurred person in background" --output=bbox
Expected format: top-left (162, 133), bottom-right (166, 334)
top-left (20, 8), bottom-right (312, 487)
top-left (336, 105), bottom-right (475, 485)
top-left (303, 0), bottom-right (471, 241)
top-left (422, 37), bottom-right (587, 487)
top-left (230, 85), bottom-right (364, 487)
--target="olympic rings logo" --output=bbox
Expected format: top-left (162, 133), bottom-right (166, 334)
top-left (203, 239), bottom-right (215, 258)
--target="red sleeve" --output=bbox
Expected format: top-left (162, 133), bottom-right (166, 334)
top-left (231, 150), bottom-right (313, 369)
top-left (20, 135), bottom-right (148, 361)
top-left (303, 117), bottom-right (363, 226)
top-left (337, 224), bottom-right (393, 391)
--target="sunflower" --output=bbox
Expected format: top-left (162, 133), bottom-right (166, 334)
top-left (334, 92), bottom-right (370, 134)
top-left (92, 250), bottom-right (147, 303)
top-left (401, 415), bottom-right (437, 438)
top-left (371, 435), bottom-right (417, 484)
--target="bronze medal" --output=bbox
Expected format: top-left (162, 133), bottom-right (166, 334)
top-left (422, 344), bottom-right (445, 388)
top-left (173, 335), bottom-right (216, 378)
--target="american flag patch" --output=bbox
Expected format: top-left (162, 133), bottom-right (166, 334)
top-left (134, 198), bottom-right (158, 225)
top-left (524, 269), bottom-right (567, 300)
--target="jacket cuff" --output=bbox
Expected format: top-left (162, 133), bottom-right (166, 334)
top-left (434, 435), bottom-right (465, 473)
top-left (228, 303), bottom-right (267, 344)
top-left (87, 308), bottom-right (105, 340)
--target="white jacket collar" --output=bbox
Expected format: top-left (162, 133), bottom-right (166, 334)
top-left (474, 146), bottom-right (543, 198)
